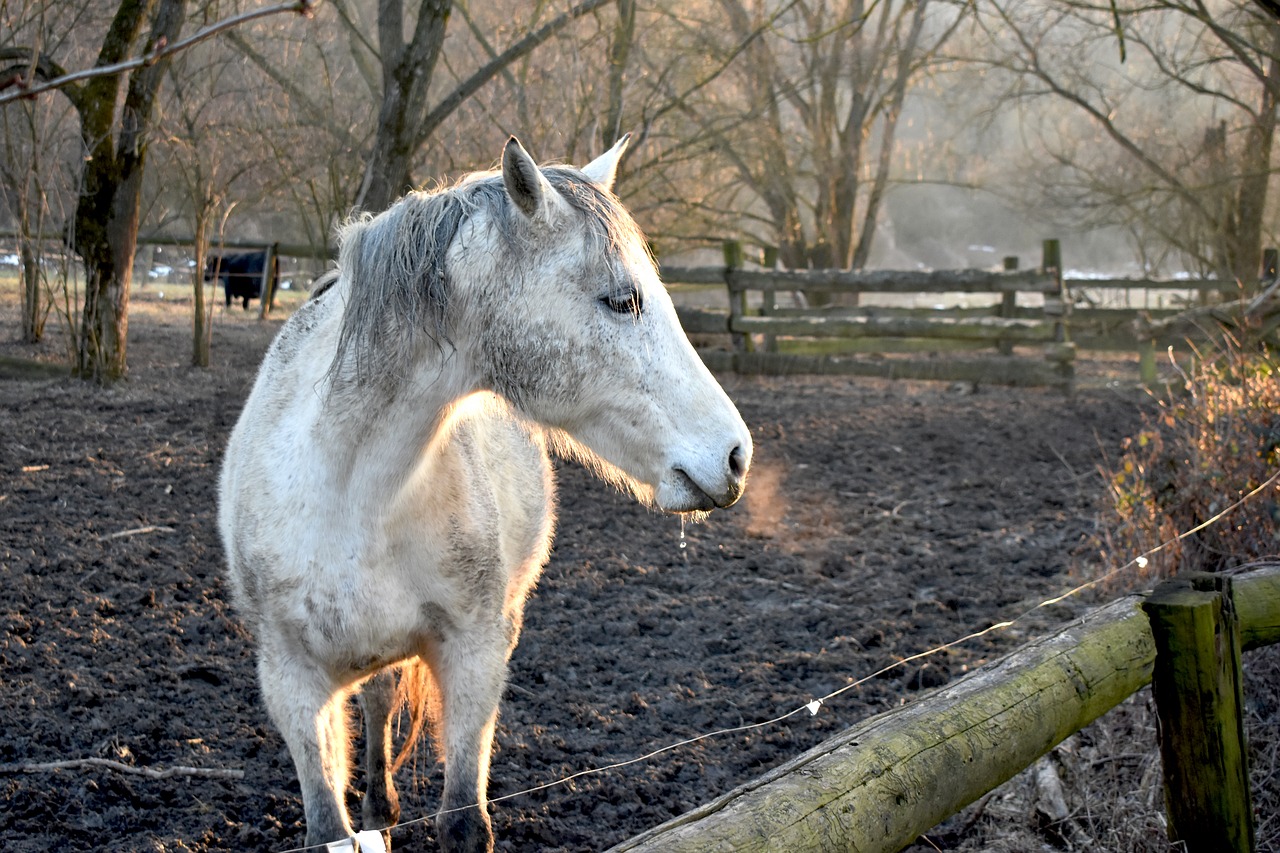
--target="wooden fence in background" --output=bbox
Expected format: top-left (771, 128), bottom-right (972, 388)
top-left (663, 242), bottom-right (1277, 388)
top-left (7, 232), bottom-right (1272, 388)
top-left (606, 564), bottom-right (1280, 853)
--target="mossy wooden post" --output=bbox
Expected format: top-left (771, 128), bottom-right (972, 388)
top-left (1040, 239), bottom-right (1074, 386)
top-left (761, 245), bottom-right (779, 353)
top-left (724, 240), bottom-right (752, 354)
top-left (998, 256), bottom-right (1018, 355)
top-left (1141, 573), bottom-right (1253, 853)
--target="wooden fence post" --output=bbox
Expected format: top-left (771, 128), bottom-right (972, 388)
top-left (724, 240), bottom-right (752, 354)
top-left (1141, 573), bottom-right (1253, 853)
top-left (761, 245), bottom-right (779, 353)
top-left (998, 256), bottom-right (1019, 355)
top-left (1041, 239), bottom-right (1065, 342)
top-left (257, 242), bottom-right (279, 320)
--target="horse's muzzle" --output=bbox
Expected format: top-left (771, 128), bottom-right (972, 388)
top-left (662, 443), bottom-right (750, 512)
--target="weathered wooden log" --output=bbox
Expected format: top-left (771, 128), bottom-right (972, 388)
top-left (1069, 277), bottom-right (1237, 292)
top-left (729, 314), bottom-right (1055, 342)
top-left (659, 264), bottom-right (731, 285)
top-left (607, 595), bottom-right (1155, 853)
top-left (607, 565), bottom-right (1280, 853)
top-left (1237, 564), bottom-right (1280, 650)
top-left (1134, 285), bottom-right (1280, 343)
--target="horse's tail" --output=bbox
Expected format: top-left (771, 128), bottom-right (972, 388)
top-left (391, 657), bottom-right (440, 773)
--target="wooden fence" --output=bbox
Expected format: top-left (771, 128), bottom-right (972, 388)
top-left (663, 242), bottom-right (1278, 388)
top-left (606, 563), bottom-right (1280, 853)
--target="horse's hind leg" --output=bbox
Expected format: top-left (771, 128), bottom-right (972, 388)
top-left (258, 647), bottom-right (354, 846)
top-left (358, 669), bottom-right (401, 836)
top-left (434, 626), bottom-right (509, 853)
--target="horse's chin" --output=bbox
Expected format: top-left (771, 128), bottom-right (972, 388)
top-left (655, 470), bottom-right (741, 514)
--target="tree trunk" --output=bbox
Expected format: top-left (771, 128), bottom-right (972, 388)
top-left (354, 0), bottom-right (452, 214)
top-left (72, 0), bottom-right (187, 382)
top-left (1228, 30), bottom-right (1279, 288)
top-left (602, 0), bottom-right (636, 151)
top-left (191, 204), bottom-right (211, 368)
top-left (19, 234), bottom-right (42, 344)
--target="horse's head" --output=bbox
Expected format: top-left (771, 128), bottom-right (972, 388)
top-left (453, 137), bottom-right (751, 512)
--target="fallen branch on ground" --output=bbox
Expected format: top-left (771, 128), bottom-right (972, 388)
top-left (0, 758), bottom-right (244, 780)
top-left (99, 525), bottom-right (176, 541)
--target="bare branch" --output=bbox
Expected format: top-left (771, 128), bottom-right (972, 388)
top-left (0, 0), bottom-right (317, 107)
top-left (416, 0), bottom-right (617, 140)
top-left (0, 757), bottom-right (245, 781)
top-left (223, 29), bottom-right (362, 152)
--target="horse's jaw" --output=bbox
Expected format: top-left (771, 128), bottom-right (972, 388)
top-left (544, 427), bottom-right (750, 514)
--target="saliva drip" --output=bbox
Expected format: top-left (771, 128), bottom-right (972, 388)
top-left (678, 515), bottom-right (688, 551)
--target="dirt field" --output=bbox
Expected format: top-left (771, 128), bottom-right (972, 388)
top-left (0, 293), bottom-right (1266, 851)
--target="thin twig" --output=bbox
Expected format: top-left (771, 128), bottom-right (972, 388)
top-left (0, 757), bottom-right (244, 780)
top-left (99, 525), bottom-right (175, 541)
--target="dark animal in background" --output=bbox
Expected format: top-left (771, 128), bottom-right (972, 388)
top-left (205, 251), bottom-right (278, 310)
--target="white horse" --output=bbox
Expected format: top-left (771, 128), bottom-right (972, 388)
top-left (218, 136), bottom-right (751, 852)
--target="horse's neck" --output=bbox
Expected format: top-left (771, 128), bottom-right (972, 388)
top-left (319, 346), bottom-right (479, 510)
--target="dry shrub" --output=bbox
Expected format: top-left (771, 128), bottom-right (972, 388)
top-left (1099, 340), bottom-right (1280, 579)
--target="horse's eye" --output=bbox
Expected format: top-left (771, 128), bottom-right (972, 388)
top-left (602, 289), bottom-right (643, 316)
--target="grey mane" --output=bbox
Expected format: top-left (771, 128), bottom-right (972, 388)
top-left (328, 166), bottom-right (646, 391)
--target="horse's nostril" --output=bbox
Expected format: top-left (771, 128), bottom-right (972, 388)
top-left (728, 445), bottom-right (746, 479)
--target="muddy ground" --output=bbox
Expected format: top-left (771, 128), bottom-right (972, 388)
top-left (0, 295), bottom-right (1188, 851)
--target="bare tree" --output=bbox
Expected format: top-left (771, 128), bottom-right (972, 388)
top-left (0, 0), bottom-right (309, 381)
top-left (970, 0), bottom-right (1280, 283)
top-left (158, 41), bottom-right (257, 366)
top-left (0, 94), bottom-right (77, 344)
top-left (344, 0), bottom-right (620, 212)
top-left (635, 0), bottom-right (967, 271)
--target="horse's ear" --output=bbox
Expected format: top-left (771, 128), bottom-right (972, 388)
top-left (502, 136), bottom-right (557, 221)
top-left (581, 133), bottom-right (631, 190)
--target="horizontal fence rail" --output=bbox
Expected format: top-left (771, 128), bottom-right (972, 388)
top-left (607, 564), bottom-right (1280, 853)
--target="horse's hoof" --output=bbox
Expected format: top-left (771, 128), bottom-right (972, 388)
top-left (437, 807), bottom-right (493, 853)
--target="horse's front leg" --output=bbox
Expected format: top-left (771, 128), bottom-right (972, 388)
top-left (257, 642), bottom-right (354, 847)
top-left (434, 623), bottom-right (511, 853)
top-left (359, 669), bottom-right (402, 838)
